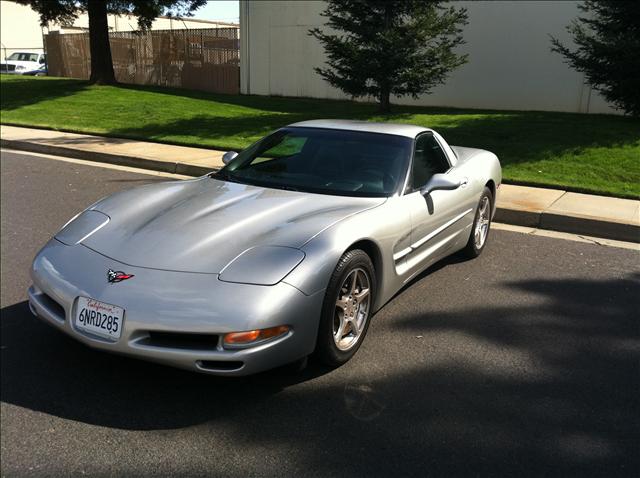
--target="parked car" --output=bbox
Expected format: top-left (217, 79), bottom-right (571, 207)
top-left (22, 65), bottom-right (47, 76)
top-left (1, 51), bottom-right (46, 74)
top-left (29, 120), bottom-right (501, 376)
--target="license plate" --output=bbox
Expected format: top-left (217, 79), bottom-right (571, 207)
top-left (75, 297), bottom-right (124, 340)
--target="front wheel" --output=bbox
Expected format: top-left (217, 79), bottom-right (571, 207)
top-left (315, 249), bottom-right (376, 367)
top-left (462, 187), bottom-right (493, 258)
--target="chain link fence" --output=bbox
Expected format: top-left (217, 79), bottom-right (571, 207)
top-left (44, 27), bottom-right (239, 94)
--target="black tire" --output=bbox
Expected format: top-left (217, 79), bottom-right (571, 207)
top-left (315, 249), bottom-right (376, 367)
top-left (462, 187), bottom-right (493, 258)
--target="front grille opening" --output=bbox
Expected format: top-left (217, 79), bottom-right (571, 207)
top-left (197, 360), bottom-right (244, 371)
top-left (40, 293), bottom-right (65, 322)
top-left (141, 331), bottom-right (220, 350)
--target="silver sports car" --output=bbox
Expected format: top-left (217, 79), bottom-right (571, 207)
top-left (29, 120), bottom-right (501, 375)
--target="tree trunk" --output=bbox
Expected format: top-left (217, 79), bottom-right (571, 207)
top-left (378, 87), bottom-right (391, 113)
top-left (88, 0), bottom-right (116, 84)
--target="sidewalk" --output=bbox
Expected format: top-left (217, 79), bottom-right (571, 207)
top-left (0, 125), bottom-right (224, 176)
top-left (2, 125), bottom-right (638, 243)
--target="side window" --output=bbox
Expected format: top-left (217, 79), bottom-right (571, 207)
top-left (411, 133), bottom-right (450, 189)
top-left (39, 54), bottom-right (46, 64)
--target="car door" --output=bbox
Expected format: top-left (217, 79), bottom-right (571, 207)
top-left (402, 132), bottom-right (472, 275)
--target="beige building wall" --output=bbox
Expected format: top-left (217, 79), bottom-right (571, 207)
top-left (61, 13), bottom-right (238, 32)
top-left (240, 0), bottom-right (616, 114)
top-left (0, 0), bottom-right (45, 58)
top-left (1, 0), bottom-right (238, 60)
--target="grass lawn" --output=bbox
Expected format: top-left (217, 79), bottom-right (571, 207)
top-left (1, 74), bottom-right (638, 198)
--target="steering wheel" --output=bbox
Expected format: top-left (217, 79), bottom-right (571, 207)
top-left (361, 168), bottom-right (396, 193)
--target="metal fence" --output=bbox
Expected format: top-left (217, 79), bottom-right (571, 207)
top-left (44, 27), bottom-right (240, 94)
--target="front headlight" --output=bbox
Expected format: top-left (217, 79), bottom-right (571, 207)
top-left (55, 210), bottom-right (110, 245)
top-left (219, 246), bottom-right (305, 286)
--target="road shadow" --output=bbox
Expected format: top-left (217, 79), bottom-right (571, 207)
top-left (1, 271), bottom-right (638, 475)
top-left (0, 300), bottom-right (332, 430)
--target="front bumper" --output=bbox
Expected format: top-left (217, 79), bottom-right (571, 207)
top-left (29, 239), bottom-right (324, 376)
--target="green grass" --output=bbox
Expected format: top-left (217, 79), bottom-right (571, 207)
top-left (1, 74), bottom-right (639, 198)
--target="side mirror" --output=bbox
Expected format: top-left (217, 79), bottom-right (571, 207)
top-left (420, 173), bottom-right (461, 196)
top-left (221, 151), bottom-right (238, 165)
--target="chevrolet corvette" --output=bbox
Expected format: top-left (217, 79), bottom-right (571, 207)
top-left (29, 120), bottom-right (501, 375)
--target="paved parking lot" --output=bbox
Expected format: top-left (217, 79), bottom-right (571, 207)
top-left (1, 150), bottom-right (638, 477)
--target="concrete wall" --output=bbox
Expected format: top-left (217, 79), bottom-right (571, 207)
top-left (1, 0), bottom-right (238, 61)
top-left (240, 0), bottom-right (616, 114)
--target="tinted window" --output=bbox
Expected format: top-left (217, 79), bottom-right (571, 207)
top-left (219, 127), bottom-right (412, 197)
top-left (411, 133), bottom-right (450, 189)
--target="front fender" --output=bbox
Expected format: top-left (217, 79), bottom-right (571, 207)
top-left (283, 198), bottom-right (412, 311)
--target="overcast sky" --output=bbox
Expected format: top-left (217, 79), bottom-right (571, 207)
top-left (192, 1), bottom-right (239, 22)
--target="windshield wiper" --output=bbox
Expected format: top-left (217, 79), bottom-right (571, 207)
top-left (211, 171), bottom-right (301, 192)
top-left (211, 169), bottom-right (231, 180)
top-left (212, 172), bottom-right (262, 188)
top-left (275, 184), bottom-right (301, 192)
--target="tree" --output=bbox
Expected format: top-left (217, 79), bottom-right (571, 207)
top-left (309, 0), bottom-right (468, 113)
top-left (16, 0), bottom-right (206, 85)
top-left (551, 0), bottom-right (640, 116)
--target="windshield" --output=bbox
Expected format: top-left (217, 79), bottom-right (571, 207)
top-left (217, 127), bottom-right (411, 197)
top-left (7, 53), bottom-right (39, 62)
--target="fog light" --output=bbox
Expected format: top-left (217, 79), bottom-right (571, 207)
top-left (223, 325), bottom-right (290, 348)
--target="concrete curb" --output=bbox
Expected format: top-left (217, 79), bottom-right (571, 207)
top-left (3, 137), bottom-right (638, 243)
top-left (1, 138), bottom-right (216, 177)
top-left (538, 212), bottom-right (639, 244)
top-left (493, 208), bottom-right (639, 243)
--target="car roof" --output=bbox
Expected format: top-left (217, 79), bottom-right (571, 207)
top-left (288, 119), bottom-right (431, 138)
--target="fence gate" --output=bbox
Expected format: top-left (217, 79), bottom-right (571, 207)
top-left (44, 27), bottom-right (240, 95)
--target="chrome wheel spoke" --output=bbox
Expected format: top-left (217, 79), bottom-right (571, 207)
top-left (480, 201), bottom-right (488, 217)
top-left (349, 318), bottom-right (359, 335)
top-left (355, 287), bottom-right (369, 304)
top-left (349, 270), bottom-right (358, 295)
top-left (335, 314), bottom-right (347, 342)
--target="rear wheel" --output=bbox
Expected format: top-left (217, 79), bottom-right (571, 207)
top-left (315, 249), bottom-right (376, 367)
top-left (462, 187), bottom-right (493, 258)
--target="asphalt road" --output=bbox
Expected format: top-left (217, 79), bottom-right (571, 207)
top-left (1, 150), bottom-right (639, 477)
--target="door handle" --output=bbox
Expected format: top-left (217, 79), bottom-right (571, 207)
top-left (460, 177), bottom-right (469, 188)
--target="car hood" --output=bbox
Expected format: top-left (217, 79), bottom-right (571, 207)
top-left (82, 177), bottom-right (385, 274)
